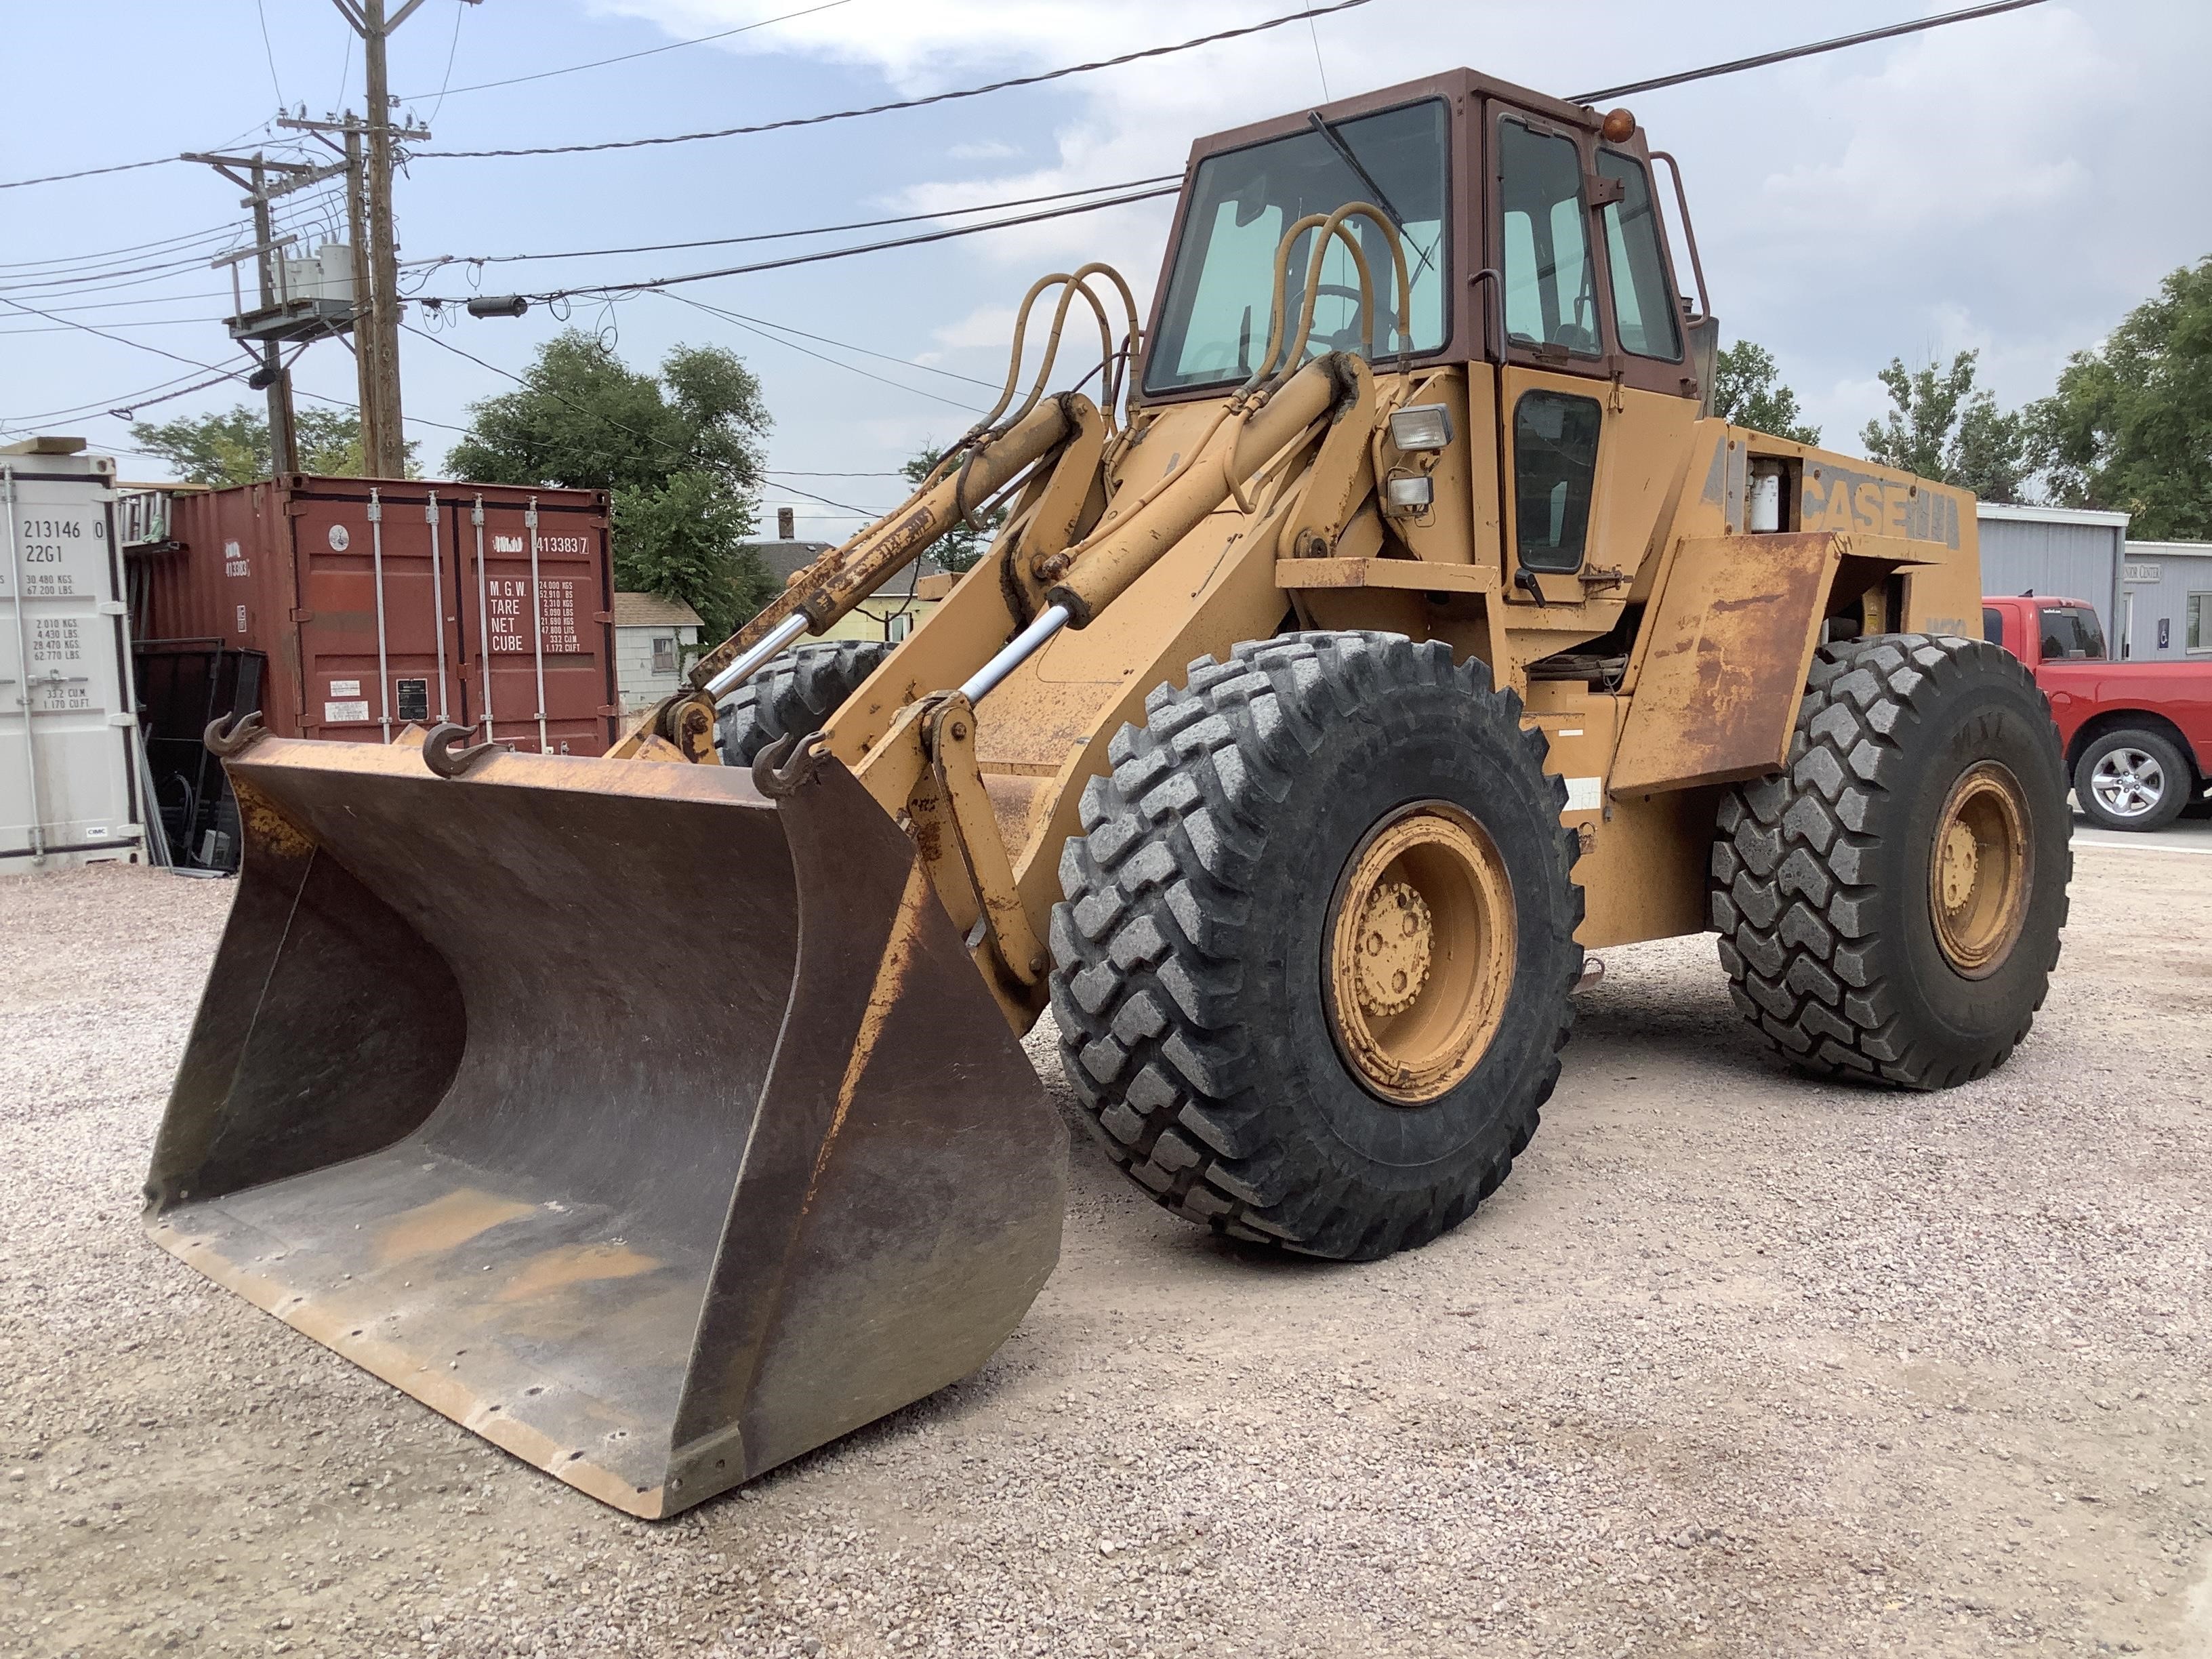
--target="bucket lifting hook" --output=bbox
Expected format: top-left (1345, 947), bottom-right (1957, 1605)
top-left (752, 729), bottom-right (830, 799)
top-left (203, 712), bottom-right (267, 758)
top-left (421, 721), bottom-right (500, 779)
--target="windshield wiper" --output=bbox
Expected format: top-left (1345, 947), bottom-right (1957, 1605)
top-left (1305, 110), bottom-right (1437, 290)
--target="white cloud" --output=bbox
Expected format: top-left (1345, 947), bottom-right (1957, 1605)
top-left (948, 139), bottom-right (1020, 160)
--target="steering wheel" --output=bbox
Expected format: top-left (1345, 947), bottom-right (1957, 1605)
top-left (1305, 283), bottom-right (1378, 354)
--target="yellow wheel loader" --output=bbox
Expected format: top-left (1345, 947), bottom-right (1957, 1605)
top-left (148, 70), bottom-right (2070, 1518)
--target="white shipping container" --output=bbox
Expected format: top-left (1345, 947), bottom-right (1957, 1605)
top-left (1, 442), bottom-right (144, 872)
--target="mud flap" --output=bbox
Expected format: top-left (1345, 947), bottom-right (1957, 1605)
top-left (144, 734), bottom-right (1066, 1519)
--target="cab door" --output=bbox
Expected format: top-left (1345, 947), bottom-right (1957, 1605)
top-left (1488, 105), bottom-right (1698, 607)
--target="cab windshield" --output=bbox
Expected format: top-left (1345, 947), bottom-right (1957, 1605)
top-left (1144, 100), bottom-right (1449, 395)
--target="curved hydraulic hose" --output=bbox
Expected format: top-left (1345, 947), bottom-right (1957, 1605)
top-left (1255, 203), bottom-right (1413, 394)
top-left (942, 263), bottom-right (1143, 474)
top-left (1244, 212), bottom-right (1371, 394)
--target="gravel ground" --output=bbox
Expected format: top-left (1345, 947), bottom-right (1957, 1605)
top-left (2, 847), bottom-right (2209, 1658)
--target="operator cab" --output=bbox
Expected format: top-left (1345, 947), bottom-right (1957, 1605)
top-left (1140, 68), bottom-right (1708, 403)
top-left (1139, 70), bottom-right (1713, 604)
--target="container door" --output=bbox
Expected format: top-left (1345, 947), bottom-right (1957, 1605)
top-left (455, 493), bottom-right (615, 755)
top-left (1, 461), bottom-right (143, 870)
top-left (291, 487), bottom-right (468, 743)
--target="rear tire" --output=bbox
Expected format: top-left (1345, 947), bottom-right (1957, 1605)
top-left (1049, 632), bottom-right (1583, 1261)
top-left (2074, 727), bottom-right (2190, 832)
top-left (714, 640), bottom-right (889, 766)
top-left (1711, 633), bottom-right (2070, 1088)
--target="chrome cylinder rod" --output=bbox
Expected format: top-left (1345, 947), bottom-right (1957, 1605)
top-left (959, 604), bottom-right (1069, 705)
top-left (703, 611), bottom-right (809, 701)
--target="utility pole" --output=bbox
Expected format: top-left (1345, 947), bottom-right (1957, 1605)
top-left (344, 123), bottom-right (380, 474)
top-left (321, 0), bottom-right (442, 478)
top-left (186, 148), bottom-right (350, 476)
top-left (247, 161), bottom-right (298, 475)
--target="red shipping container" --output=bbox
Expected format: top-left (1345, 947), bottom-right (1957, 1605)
top-left (134, 476), bottom-right (618, 754)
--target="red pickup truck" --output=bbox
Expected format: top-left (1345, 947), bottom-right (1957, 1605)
top-left (1982, 594), bottom-right (2212, 831)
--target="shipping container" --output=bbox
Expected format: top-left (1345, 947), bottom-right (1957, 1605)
top-left (129, 476), bottom-right (619, 756)
top-left (1, 439), bottom-right (146, 872)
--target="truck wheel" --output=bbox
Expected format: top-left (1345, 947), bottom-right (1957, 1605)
top-left (714, 640), bottom-right (889, 766)
top-left (2074, 728), bottom-right (2191, 832)
top-left (1712, 633), bottom-right (2070, 1089)
top-left (1050, 632), bottom-right (1584, 1261)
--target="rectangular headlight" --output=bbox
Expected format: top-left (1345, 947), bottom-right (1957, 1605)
top-left (1388, 403), bottom-right (1455, 453)
top-left (1384, 475), bottom-right (1434, 510)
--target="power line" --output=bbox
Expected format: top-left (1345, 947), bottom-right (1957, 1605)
top-left (405, 173), bottom-right (1181, 271)
top-left (0, 157), bottom-right (180, 192)
top-left (415, 0), bottom-right (1379, 160)
top-left (417, 182), bottom-right (1181, 305)
top-left (0, 293), bottom-right (232, 376)
top-left (403, 322), bottom-right (890, 520)
top-left (666, 298), bottom-right (1000, 391)
top-left (659, 292), bottom-right (986, 413)
top-left (0, 248), bottom-right (259, 297)
top-left (255, 0), bottom-right (286, 107)
top-left (0, 220), bottom-right (237, 273)
top-left (401, 319), bottom-right (753, 478)
top-left (0, 316), bottom-right (228, 339)
top-left (2, 367), bottom-right (247, 432)
top-left (397, 0), bottom-right (852, 102)
top-left (422, 0), bottom-right (468, 123)
top-left (1572, 0), bottom-right (2049, 102)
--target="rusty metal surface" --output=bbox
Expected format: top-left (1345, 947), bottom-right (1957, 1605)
top-left (1610, 531), bottom-right (1841, 796)
top-left (136, 478), bottom-right (617, 754)
top-left (146, 735), bottom-right (1064, 1518)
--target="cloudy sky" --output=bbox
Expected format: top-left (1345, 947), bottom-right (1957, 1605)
top-left (3, 0), bottom-right (2206, 535)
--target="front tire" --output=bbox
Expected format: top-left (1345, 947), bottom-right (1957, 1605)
top-left (1712, 634), bottom-right (2070, 1088)
top-left (2074, 727), bottom-right (2190, 832)
top-left (1049, 632), bottom-right (1583, 1261)
top-left (714, 640), bottom-right (889, 766)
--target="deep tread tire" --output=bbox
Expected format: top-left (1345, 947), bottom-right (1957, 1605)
top-left (714, 640), bottom-right (889, 766)
top-left (1711, 633), bottom-right (2070, 1089)
top-left (2072, 726), bottom-right (2191, 832)
top-left (1049, 631), bottom-right (1584, 1261)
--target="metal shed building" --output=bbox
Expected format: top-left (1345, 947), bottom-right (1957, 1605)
top-left (1975, 503), bottom-right (2131, 645)
top-left (2113, 540), bottom-right (2212, 663)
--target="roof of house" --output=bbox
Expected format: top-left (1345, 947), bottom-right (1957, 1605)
top-left (612, 591), bottom-right (704, 629)
top-left (740, 537), bottom-right (947, 586)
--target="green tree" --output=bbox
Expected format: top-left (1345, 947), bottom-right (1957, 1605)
top-left (1861, 349), bottom-right (2029, 503)
top-left (446, 330), bottom-right (775, 638)
top-left (900, 442), bottom-right (1004, 573)
top-left (1710, 340), bottom-right (1821, 445)
top-left (127, 403), bottom-right (407, 484)
top-left (2029, 258), bottom-right (2212, 540)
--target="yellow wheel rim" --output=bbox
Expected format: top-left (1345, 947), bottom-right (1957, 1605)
top-left (1928, 760), bottom-right (2032, 979)
top-left (1326, 803), bottom-right (1516, 1105)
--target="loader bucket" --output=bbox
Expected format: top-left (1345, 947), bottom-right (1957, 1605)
top-left (144, 733), bottom-right (1067, 1519)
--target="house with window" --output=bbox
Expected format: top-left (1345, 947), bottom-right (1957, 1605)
top-left (613, 592), bottom-right (704, 714)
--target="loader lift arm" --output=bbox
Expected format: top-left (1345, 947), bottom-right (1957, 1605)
top-left (627, 215), bottom-right (1412, 1023)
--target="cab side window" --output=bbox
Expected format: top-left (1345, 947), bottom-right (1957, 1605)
top-left (1499, 121), bottom-right (1600, 359)
top-left (1982, 607), bottom-right (2006, 650)
top-left (1595, 151), bottom-right (1681, 361)
top-left (1514, 390), bottom-right (1603, 573)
